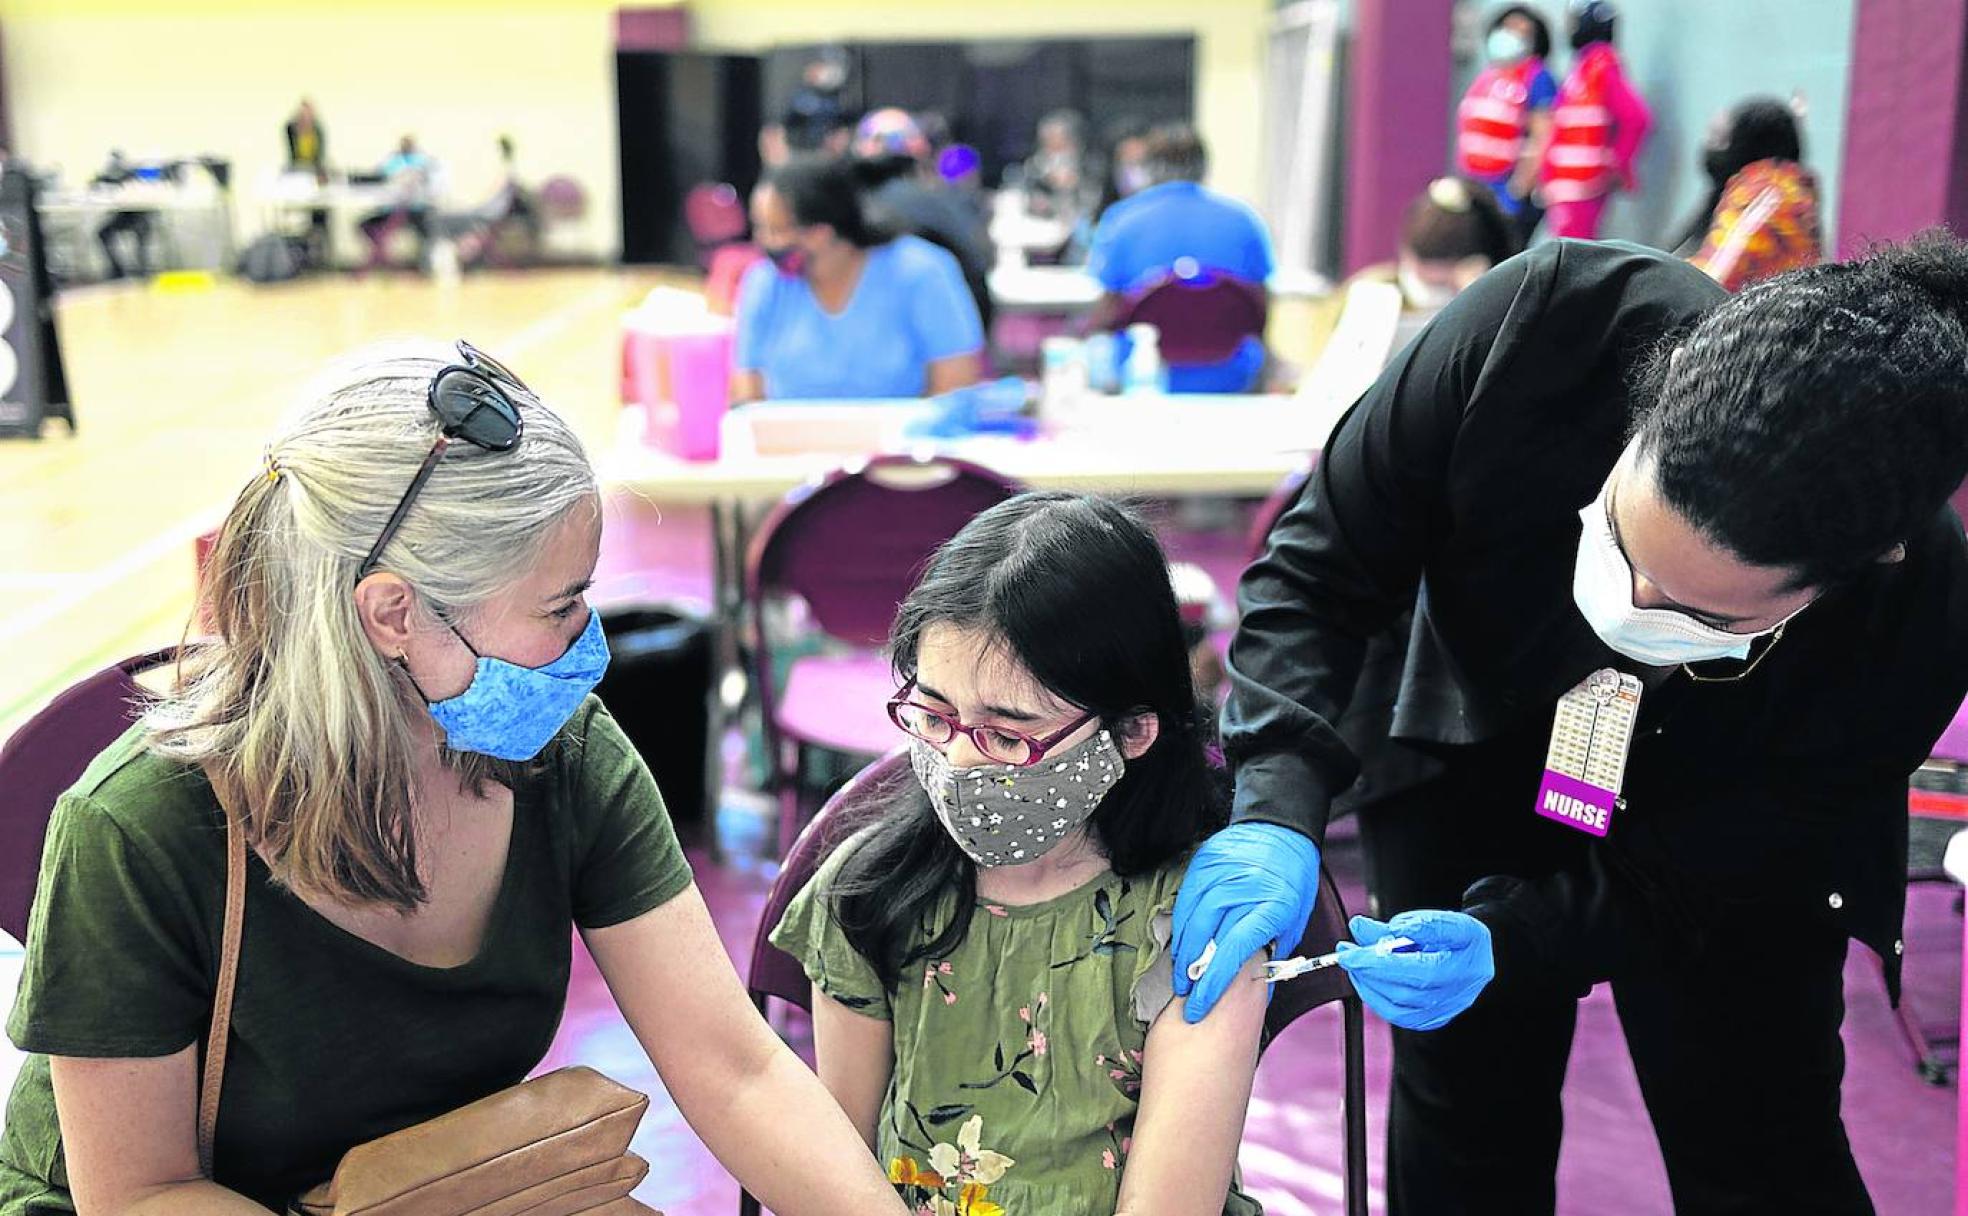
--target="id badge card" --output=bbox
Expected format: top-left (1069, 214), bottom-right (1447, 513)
top-left (1535, 668), bottom-right (1642, 837)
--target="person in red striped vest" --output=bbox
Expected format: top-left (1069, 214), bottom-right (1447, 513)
top-left (1454, 6), bottom-right (1558, 244)
top-left (1539, 0), bottom-right (1652, 240)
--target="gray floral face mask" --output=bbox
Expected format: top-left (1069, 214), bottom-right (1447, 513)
top-left (910, 728), bottom-right (1126, 866)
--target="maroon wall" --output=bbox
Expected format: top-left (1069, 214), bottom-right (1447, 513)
top-left (1837, 0), bottom-right (1968, 256)
top-left (1341, 0), bottom-right (1455, 275)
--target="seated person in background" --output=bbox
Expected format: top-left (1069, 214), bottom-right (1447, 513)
top-left (1671, 96), bottom-right (1821, 292)
top-left (284, 99), bottom-right (327, 179)
top-left (1086, 124), bottom-right (1275, 393)
top-left (1329, 176), bottom-right (1519, 365)
top-left (1385, 176), bottom-right (1520, 312)
top-left (1092, 116), bottom-right (1153, 223)
top-left (91, 149), bottom-right (153, 281)
top-left (1022, 109), bottom-right (1093, 222)
top-left (773, 492), bottom-right (1268, 1215)
top-left (453, 134), bottom-right (541, 268)
top-left (783, 50), bottom-right (853, 155)
top-left (358, 135), bottom-right (437, 271)
top-left (1060, 116), bottom-right (1152, 265)
top-left (733, 155), bottom-right (984, 403)
top-left (853, 107), bottom-right (996, 333)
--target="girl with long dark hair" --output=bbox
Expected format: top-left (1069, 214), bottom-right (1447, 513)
top-left (772, 493), bottom-right (1268, 1214)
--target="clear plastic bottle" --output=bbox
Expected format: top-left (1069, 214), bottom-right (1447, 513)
top-left (1122, 323), bottom-right (1166, 395)
top-left (1082, 331), bottom-right (1120, 395)
top-left (1040, 334), bottom-right (1088, 423)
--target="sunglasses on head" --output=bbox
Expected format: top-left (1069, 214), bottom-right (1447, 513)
top-left (356, 341), bottom-right (527, 581)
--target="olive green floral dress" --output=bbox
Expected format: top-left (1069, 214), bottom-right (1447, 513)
top-left (771, 835), bottom-right (1263, 1216)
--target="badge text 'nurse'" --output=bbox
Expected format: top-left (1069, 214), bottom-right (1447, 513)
top-left (1536, 667), bottom-right (1642, 837)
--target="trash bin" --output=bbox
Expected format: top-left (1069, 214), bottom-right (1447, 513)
top-left (595, 606), bottom-right (716, 829)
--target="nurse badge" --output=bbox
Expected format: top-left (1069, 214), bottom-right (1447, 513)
top-left (1535, 667), bottom-right (1642, 837)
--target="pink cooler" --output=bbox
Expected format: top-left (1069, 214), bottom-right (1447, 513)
top-left (622, 314), bottom-right (734, 462)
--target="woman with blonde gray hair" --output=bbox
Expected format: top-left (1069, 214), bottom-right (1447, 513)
top-left (0, 342), bottom-right (912, 1216)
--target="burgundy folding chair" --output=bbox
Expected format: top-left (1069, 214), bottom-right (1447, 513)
top-left (1114, 271), bottom-right (1270, 369)
top-left (741, 749), bottom-right (1371, 1216)
top-left (684, 182), bottom-right (748, 268)
top-left (0, 649), bottom-right (179, 944)
top-left (1245, 459), bottom-right (1318, 564)
top-left (743, 455), bottom-right (1021, 854)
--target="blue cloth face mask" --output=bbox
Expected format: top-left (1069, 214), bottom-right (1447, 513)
top-left (419, 608), bottom-right (611, 761)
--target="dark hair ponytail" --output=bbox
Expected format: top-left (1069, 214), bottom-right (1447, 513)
top-left (760, 154), bottom-right (896, 249)
top-left (1631, 230), bottom-right (1968, 588)
top-left (827, 493), bottom-right (1225, 991)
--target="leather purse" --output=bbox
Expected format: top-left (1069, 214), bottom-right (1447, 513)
top-left (196, 811), bottom-right (661, 1215)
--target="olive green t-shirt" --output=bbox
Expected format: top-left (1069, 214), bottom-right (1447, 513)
top-left (0, 697), bottom-right (691, 1214)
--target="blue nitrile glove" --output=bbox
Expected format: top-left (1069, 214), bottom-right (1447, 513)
top-left (1171, 822), bottom-right (1322, 1023)
top-left (1336, 910), bottom-right (1495, 1031)
top-left (907, 377), bottom-right (1034, 439)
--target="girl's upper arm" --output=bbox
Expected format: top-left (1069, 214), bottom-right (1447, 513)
top-left (810, 987), bottom-right (895, 1151)
top-left (1116, 952), bottom-right (1269, 1216)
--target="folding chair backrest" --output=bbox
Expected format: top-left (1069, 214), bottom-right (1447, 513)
top-left (1245, 460), bottom-right (1318, 564)
top-left (683, 182), bottom-right (747, 251)
top-left (1115, 272), bottom-right (1269, 367)
top-left (746, 748), bottom-right (912, 1012)
top-left (0, 649), bottom-right (178, 943)
top-left (1262, 865), bottom-right (1358, 1044)
top-left (745, 455), bottom-right (1022, 647)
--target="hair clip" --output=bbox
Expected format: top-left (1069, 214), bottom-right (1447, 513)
top-left (262, 447), bottom-right (284, 484)
top-left (1428, 177), bottom-right (1473, 212)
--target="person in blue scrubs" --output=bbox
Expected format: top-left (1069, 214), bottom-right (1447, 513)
top-left (1085, 125), bottom-right (1275, 394)
top-left (732, 156), bottom-right (985, 403)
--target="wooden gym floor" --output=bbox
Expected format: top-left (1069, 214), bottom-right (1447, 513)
top-left (0, 267), bottom-right (676, 741)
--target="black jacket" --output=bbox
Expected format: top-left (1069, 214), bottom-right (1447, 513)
top-left (1224, 239), bottom-right (1968, 997)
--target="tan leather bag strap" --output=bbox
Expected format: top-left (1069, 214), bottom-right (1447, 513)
top-left (197, 811), bottom-right (247, 1179)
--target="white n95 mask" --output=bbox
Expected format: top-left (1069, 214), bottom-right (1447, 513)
top-left (1572, 484), bottom-right (1778, 667)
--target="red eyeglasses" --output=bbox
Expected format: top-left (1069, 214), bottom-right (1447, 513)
top-left (887, 681), bottom-right (1097, 767)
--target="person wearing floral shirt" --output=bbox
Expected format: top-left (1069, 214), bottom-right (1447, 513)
top-left (773, 493), bottom-right (1269, 1215)
top-left (1673, 97), bottom-right (1822, 293)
